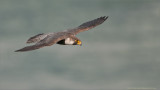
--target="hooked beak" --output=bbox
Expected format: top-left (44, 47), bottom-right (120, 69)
top-left (77, 40), bottom-right (82, 46)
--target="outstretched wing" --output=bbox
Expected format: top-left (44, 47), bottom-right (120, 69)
top-left (66, 16), bottom-right (108, 35)
top-left (15, 32), bottom-right (73, 52)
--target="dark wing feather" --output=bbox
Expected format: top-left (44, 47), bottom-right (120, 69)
top-left (15, 43), bottom-right (46, 52)
top-left (67, 16), bottom-right (108, 35)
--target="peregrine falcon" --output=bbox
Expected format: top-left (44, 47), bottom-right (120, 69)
top-left (15, 16), bottom-right (108, 52)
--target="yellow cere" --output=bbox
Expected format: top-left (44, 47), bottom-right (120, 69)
top-left (77, 40), bottom-right (81, 45)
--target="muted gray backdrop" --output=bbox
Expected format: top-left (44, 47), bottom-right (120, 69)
top-left (0, 0), bottom-right (160, 89)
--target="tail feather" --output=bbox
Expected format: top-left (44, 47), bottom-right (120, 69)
top-left (27, 33), bottom-right (46, 43)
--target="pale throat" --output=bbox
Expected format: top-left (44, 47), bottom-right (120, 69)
top-left (65, 38), bottom-right (74, 45)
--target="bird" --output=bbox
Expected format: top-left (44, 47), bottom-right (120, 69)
top-left (15, 16), bottom-right (108, 52)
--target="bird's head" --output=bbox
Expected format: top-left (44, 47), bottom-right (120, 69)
top-left (74, 39), bottom-right (82, 46)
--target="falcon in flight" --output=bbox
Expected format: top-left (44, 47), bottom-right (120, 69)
top-left (15, 16), bottom-right (108, 52)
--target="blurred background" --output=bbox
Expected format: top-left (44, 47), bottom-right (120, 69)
top-left (0, 0), bottom-right (160, 89)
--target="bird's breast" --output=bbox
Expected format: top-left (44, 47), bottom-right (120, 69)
top-left (65, 38), bottom-right (75, 45)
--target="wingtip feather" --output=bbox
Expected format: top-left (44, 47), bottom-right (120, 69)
top-left (100, 16), bottom-right (108, 21)
top-left (14, 49), bottom-right (28, 52)
top-left (14, 49), bottom-right (23, 52)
